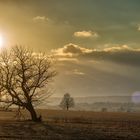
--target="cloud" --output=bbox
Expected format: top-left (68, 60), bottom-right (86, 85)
top-left (74, 31), bottom-right (98, 38)
top-left (33, 16), bottom-right (50, 22)
top-left (65, 69), bottom-right (85, 76)
top-left (138, 25), bottom-right (140, 31)
top-left (52, 43), bottom-right (93, 57)
top-left (52, 43), bottom-right (140, 66)
top-left (57, 57), bottom-right (79, 62)
top-left (135, 23), bottom-right (140, 31)
top-left (83, 45), bottom-right (140, 66)
top-left (103, 44), bottom-right (137, 52)
top-left (73, 69), bottom-right (85, 75)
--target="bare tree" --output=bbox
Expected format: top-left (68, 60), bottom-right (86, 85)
top-left (0, 46), bottom-right (56, 122)
top-left (59, 93), bottom-right (75, 111)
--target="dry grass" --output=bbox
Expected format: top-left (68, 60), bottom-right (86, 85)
top-left (38, 109), bottom-right (140, 122)
top-left (0, 109), bottom-right (140, 139)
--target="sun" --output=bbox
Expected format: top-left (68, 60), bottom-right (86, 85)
top-left (0, 35), bottom-right (4, 48)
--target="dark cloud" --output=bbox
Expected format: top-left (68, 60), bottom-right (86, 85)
top-left (82, 47), bottom-right (140, 66)
top-left (51, 43), bottom-right (93, 57)
top-left (53, 43), bottom-right (140, 66)
top-left (63, 44), bottom-right (83, 54)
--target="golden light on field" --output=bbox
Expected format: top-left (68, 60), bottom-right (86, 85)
top-left (0, 34), bottom-right (4, 48)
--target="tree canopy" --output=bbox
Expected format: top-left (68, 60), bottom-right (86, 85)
top-left (60, 93), bottom-right (75, 111)
top-left (0, 46), bottom-right (56, 121)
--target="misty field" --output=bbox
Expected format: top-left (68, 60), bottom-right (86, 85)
top-left (0, 110), bottom-right (140, 139)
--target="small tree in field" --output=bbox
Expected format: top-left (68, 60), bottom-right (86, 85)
top-left (0, 46), bottom-right (56, 122)
top-left (59, 93), bottom-right (75, 111)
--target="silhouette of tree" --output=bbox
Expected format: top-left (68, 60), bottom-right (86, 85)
top-left (60, 93), bottom-right (75, 110)
top-left (0, 46), bottom-right (56, 122)
top-left (101, 107), bottom-right (107, 112)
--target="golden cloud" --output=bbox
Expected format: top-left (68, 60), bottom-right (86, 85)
top-left (74, 31), bottom-right (98, 38)
top-left (52, 43), bottom-right (93, 57)
top-left (33, 16), bottom-right (49, 22)
top-left (52, 43), bottom-right (140, 66)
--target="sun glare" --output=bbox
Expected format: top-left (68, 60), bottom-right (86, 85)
top-left (0, 35), bottom-right (4, 48)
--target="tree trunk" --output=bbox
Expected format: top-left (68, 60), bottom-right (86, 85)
top-left (66, 105), bottom-right (69, 111)
top-left (26, 103), bottom-right (41, 122)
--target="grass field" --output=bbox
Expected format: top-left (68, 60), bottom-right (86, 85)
top-left (0, 110), bottom-right (140, 139)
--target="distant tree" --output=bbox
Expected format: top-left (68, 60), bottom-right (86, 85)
top-left (59, 93), bottom-right (75, 111)
top-left (118, 106), bottom-right (125, 112)
top-left (0, 46), bottom-right (56, 122)
top-left (101, 107), bottom-right (107, 112)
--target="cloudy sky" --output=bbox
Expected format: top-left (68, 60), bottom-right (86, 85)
top-left (0, 0), bottom-right (140, 97)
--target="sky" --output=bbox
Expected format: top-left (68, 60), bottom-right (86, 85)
top-left (0, 0), bottom-right (140, 97)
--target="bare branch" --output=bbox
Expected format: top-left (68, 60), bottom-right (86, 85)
top-left (0, 46), bottom-right (56, 121)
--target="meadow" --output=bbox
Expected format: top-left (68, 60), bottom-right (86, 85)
top-left (0, 110), bottom-right (140, 139)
